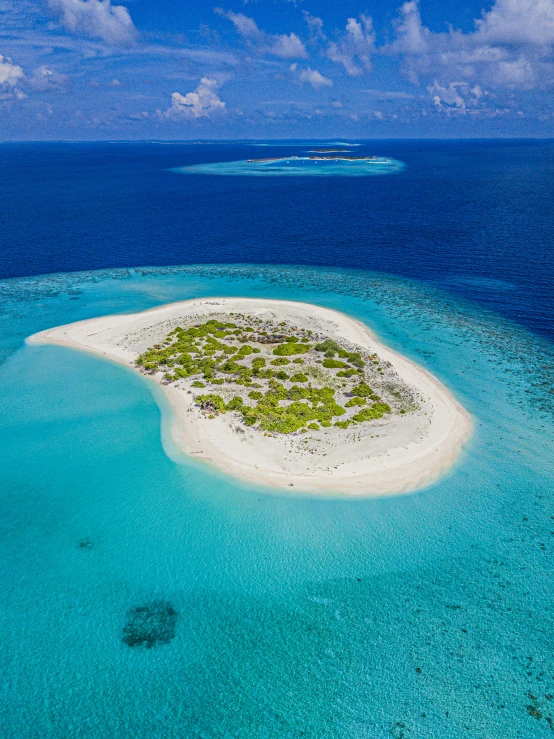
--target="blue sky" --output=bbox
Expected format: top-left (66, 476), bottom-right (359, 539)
top-left (1, 0), bottom-right (554, 139)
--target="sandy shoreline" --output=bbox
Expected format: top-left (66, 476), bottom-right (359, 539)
top-left (27, 297), bottom-right (472, 496)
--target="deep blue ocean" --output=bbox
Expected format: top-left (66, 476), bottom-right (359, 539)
top-left (1, 141), bottom-right (554, 738)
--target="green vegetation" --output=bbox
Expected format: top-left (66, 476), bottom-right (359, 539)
top-left (195, 394), bottom-right (226, 414)
top-left (136, 319), bottom-right (402, 435)
top-left (322, 358), bottom-right (347, 369)
top-left (290, 372), bottom-right (308, 383)
top-left (273, 342), bottom-right (310, 356)
top-left (351, 382), bottom-right (373, 397)
top-left (351, 403), bottom-right (391, 422)
top-left (345, 397), bottom-right (366, 407)
top-left (336, 369), bottom-right (358, 378)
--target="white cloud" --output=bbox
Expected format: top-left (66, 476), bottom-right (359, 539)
top-left (161, 78), bottom-right (226, 120)
top-left (390, 0), bottom-right (554, 90)
top-left (0, 54), bottom-right (24, 86)
top-left (296, 66), bottom-right (333, 88)
top-left (28, 65), bottom-right (71, 92)
top-left (48, 0), bottom-right (138, 45)
top-left (427, 81), bottom-right (488, 114)
top-left (216, 9), bottom-right (263, 39)
top-left (475, 0), bottom-right (554, 46)
top-left (0, 54), bottom-right (25, 100)
top-left (326, 15), bottom-right (375, 75)
top-left (216, 9), bottom-right (308, 59)
top-left (303, 12), bottom-right (326, 42)
top-left (270, 33), bottom-right (308, 59)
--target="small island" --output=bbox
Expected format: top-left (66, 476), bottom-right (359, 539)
top-left (28, 298), bottom-right (471, 495)
top-left (246, 155), bottom-right (385, 163)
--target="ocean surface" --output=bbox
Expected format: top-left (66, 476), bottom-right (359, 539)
top-left (1, 141), bottom-right (554, 738)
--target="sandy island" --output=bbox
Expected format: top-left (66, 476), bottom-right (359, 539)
top-left (27, 298), bottom-right (472, 496)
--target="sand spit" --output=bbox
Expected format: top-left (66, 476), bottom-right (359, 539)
top-left (28, 298), bottom-right (472, 496)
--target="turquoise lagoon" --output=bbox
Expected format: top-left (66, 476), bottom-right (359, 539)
top-left (172, 156), bottom-right (404, 177)
top-left (1, 265), bottom-right (553, 738)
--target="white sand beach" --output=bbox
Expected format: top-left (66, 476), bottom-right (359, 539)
top-left (28, 298), bottom-right (472, 496)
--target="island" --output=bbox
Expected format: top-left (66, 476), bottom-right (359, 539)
top-left (27, 298), bottom-right (471, 496)
top-left (246, 155), bottom-right (385, 162)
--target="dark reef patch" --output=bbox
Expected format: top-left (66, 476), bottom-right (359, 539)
top-left (77, 539), bottom-right (93, 550)
top-left (122, 601), bottom-right (178, 648)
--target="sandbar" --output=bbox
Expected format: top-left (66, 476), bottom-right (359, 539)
top-left (27, 298), bottom-right (472, 496)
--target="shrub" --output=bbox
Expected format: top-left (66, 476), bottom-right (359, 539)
top-left (315, 339), bottom-right (341, 355)
top-left (248, 390), bottom-right (263, 400)
top-left (351, 382), bottom-right (373, 397)
top-left (191, 380), bottom-right (205, 388)
top-left (345, 397), bottom-right (366, 407)
top-left (275, 371), bottom-right (289, 380)
top-left (270, 357), bottom-right (290, 366)
top-left (292, 358), bottom-right (304, 364)
top-left (226, 396), bottom-right (244, 411)
top-left (351, 403), bottom-right (391, 422)
top-left (290, 373), bottom-right (308, 383)
top-left (273, 343), bottom-right (310, 356)
top-left (347, 352), bottom-right (364, 368)
top-left (195, 394), bottom-right (226, 414)
top-left (336, 369), bottom-right (357, 378)
top-left (322, 358), bottom-right (347, 369)
top-left (334, 421), bottom-right (351, 429)
top-left (307, 423), bottom-right (319, 430)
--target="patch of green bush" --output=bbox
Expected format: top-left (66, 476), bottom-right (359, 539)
top-left (336, 369), bottom-right (357, 378)
top-left (248, 391), bottom-right (263, 400)
top-left (226, 396), bottom-right (244, 411)
top-left (270, 357), bottom-right (290, 366)
top-left (273, 343), bottom-right (310, 356)
top-left (351, 403), bottom-right (391, 422)
top-left (345, 397), bottom-right (366, 407)
top-left (351, 382), bottom-right (373, 397)
top-left (195, 394), bottom-right (226, 414)
top-left (322, 358), bottom-right (347, 369)
top-left (290, 373), bottom-right (308, 383)
top-left (314, 339), bottom-right (341, 355)
top-left (334, 420), bottom-right (351, 429)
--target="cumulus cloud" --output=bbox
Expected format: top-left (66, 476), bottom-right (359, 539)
top-left (475, 0), bottom-right (554, 46)
top-left (0, 54), bottom-right (23, 85)
top-left (48, 0), bottom-right (138, 45)
top-left (390, 0), bottom-right (554, 91)
top-left (216, 9), bottom-right (308, 59)
top-left (217, 9), bottom-right (263, 39)
top-left (28, 65), bottom-right (71, 92)
top-left (303, 12), bottom-right (326, 42)
top-left (292, 65), bottom-right (333, 88)
top-left (427, 81), bottom-right (487, 114)
top-left (270, 33), bottom-right (307, 59)
top-left (326, 15), bottom-right (376, 75)
top-left (0, 54), bottom-right (25, 99)
top-left (161, 77), bottom-right (225, 120)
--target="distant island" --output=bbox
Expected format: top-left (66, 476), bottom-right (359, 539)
top-left (28, 298), bottom-right (471, 495)
top-left (247, 155), bottom-right (386, 162)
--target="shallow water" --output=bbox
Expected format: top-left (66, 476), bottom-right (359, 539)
top-left (1, 264), bottom-right (553, 738)
top-left (172, 156), bottom-right (405, 177)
